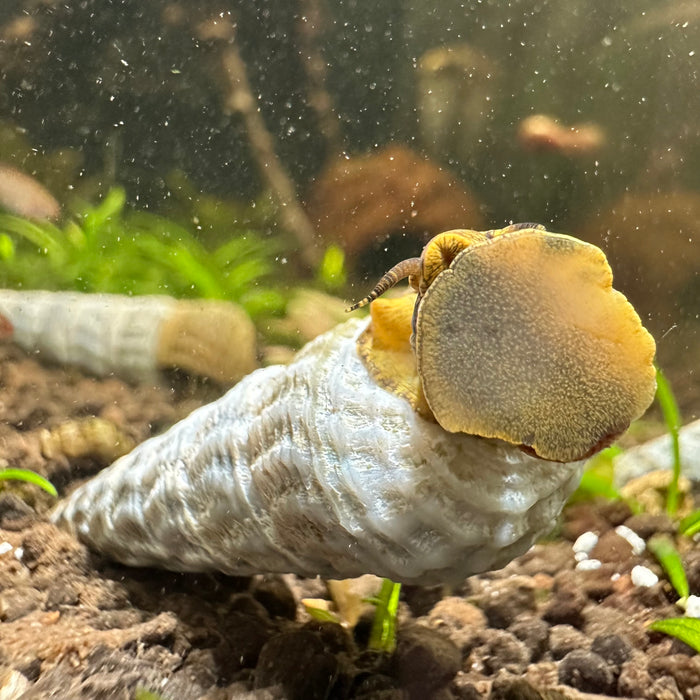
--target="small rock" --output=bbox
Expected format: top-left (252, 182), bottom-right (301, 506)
top-left (578, 562), bottom-right (618, 600)
top-left (0, 586), bottom-right (44, 622)
top-left (685, 595), bottom-right (700, 618)
top-left (648, 655), bottom-right (700, 694)
top-left (254, 630), bottom-right (339, 700)
top-left (631, 565), bottom-right (659, 587)
top-left (0, 667), bottom-right (31, 699)
top-left (252, 575), bottom-right (297, 620)
top-left (508, 613), bottom-right (550, 662)
top-left (624, 512), bottom-right (676, 540)
top-left (649, 675), bottom-right (684, 700)
top-left (589, 530), bottom-right (634, 564)
top-left (558, 649), bottom-right (616, 695)
top-left (393, 625), bottom-right (461, 698)
top-left (426, 597), bottom-right (487, 652)
top-left (590, 634), bottom-right (632, 670)
top-left (615, 524), bottom-right (646, 555)
top-left (572, 531), bottom-right (599, 556)
top-left (45, 580), bottom-right (80, 609)
top-left (618, 658), bottom-right (653, 698)
top-left (543, 575), bottom-right (586, 628)
top-left (478, 576), bottom-right (537, 628)
top-left (549, 624), bottom-right (590, 660)
top-left (561, 502), bottom-right (610, 541)
top-left (0, 492), bottom-right (35, 530)
top-left (478, 629), bottom-right (529, 675)
top-left (575, 558), bottom-right (601, 571)
top-left (598, 499), bottom-right (634, 526)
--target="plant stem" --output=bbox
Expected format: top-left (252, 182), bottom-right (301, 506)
top-left (368, 578), bottom-right (401, 653)
top-left (655, 365), bottom-right (681, 516)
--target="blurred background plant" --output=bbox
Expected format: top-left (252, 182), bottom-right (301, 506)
top-left (0, 187), bottom-right (288, 322)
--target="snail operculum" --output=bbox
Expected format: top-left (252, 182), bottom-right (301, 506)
top-left (350, 224), bottom-right (657, 463)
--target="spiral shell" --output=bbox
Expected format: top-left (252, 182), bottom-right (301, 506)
top-left (0, 290), bottom-right (257, 383)
top-left (51, 318), bottom-right (584, 586)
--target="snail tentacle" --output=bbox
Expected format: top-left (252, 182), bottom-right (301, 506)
top-left (345, 257), bottom-right (422, 311)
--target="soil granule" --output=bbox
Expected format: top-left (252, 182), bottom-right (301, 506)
top-left (0, 342), bottom-right (698, 699)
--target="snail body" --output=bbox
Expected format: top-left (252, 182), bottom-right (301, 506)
top-left (51, 225), bottom-right (656, 584)
top-left (51, 318), bottom-right (584, 585)
top-left (0, 290), bottom-right (257, 383)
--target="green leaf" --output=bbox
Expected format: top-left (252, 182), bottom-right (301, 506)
top-left (568, 445), bottom-right (622, 504)
top-left (648, 534), bottom-right (689, 599)
top-left (679, 510), bottom-right (700, 538)
top-left (303, 603), bottom-right (342, 624)
top-left (0, 468), bottom-right (58, 497)
top-left (648, 617), bottom-right (700, 653)
top-left (655, 365), bottom-right (682, 516)
top-left (317, 245), bottom-right (347, 290)
top-left (368, 578), bottom-right (401, 653)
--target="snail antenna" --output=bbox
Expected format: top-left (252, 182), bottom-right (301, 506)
top-left (346, 257), bottom-right (422, 312)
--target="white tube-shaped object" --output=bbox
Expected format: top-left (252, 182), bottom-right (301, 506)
top-left (52, 319), bottom-right (583, 586)
top-left (0, 290), bottom-right (257, 383)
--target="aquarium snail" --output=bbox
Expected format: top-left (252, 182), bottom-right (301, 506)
top-left (0, 290), bottom-right (257, 384)
top-left (51, 225), bottom-right (656, 585)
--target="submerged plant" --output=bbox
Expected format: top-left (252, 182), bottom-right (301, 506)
top-left (0, 187), bottom-right (286, 320)
top-left (0, 467), bottom-right (57, 497)
top-left (654, 365), bottom-right (682, 516)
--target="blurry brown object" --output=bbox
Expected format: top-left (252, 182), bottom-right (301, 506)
top-left (578, 190), bottom-right (700, 334)
top-left (267, 288), bottom-right (349, 346)
top-left (517, 114), bottom-right (605, 156)
top-left (0, 163), bottom-right (61, 220)
top-left (220, 30), bottom-right (322, 269)
top-left (305, 145), bottom-right (485, 256)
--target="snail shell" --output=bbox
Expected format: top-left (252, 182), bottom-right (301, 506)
top-left (51, 318), bottom-right (584, 586)
top-left (50, 225), bottom-right (656, 585)
top-left (0, 290), bottom-right (257, 383)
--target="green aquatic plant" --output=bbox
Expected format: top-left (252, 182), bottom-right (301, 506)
top-left (0, 467), bottom-right (57, 497)
top-left (648, 618), bottom-right (700, 653)
top-left (648, 533), bottom-right (689, 602)
top-left (367, 578), bottom-right (402, 653)
top-left (654, 364), bottom-right (682, 516)
top-left (0, 187), bottom-right (286, 320)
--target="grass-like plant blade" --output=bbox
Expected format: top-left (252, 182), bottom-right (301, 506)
top-left (655, 365), bottom-right (682, 516)
top-left (368, 578), bottom-right (401, 653)
top-left (648, 534), bottom-right (689, 599)
top-left (0, 468), bottom-right (58, 497)
top-left (649, 618), bottom-right (700, 652)
top-left (679, 509), bottom-right (700, 538)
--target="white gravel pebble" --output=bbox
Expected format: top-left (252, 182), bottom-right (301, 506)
top-left (615, 525), bottom-right (646, 555)
top-left (576, 558), bottom-right (602, 571)
top-left (685, 595), bottom-right (700, 618)
top-left (573, 531), bottom-right (599, 555)
top-left (631, 565), bottom-right (658, 587)
top-left (0, 541), bottom-right (12, 555)
top-left (13, 546), bottom-right (23, 562)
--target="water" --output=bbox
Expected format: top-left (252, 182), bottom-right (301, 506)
top-left (0, 0), bottom-right (697, 414)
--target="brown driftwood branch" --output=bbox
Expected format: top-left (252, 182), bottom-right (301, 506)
top-left (221, 41), bottom-right (322, 270)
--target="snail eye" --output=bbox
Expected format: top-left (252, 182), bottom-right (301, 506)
top-left (414, 228), bottom-right (656, 463)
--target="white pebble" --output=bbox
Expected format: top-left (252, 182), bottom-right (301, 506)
top-left (576, 558), bottom-right (602, 571)
top-left (615, 525), bottom-right (646, 555)
top-left (573, 531), bottom-right (599, 555)
top-left (685, 595), bottom-right (700, 618)
top-left (13, 546), bottom-right (23, 562)
top-left (0, 541), bottom-right (12, 555)
top-left (574, 551), bottom-right (589, 562)
top-left (631, 565), bottom-right (658, 587)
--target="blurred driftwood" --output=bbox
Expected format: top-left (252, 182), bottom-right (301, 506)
top-left (221, 39), bottom-right (322, 269)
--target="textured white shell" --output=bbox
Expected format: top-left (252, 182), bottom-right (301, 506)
top-left (0, 290), bottom-right (175, 381)
top-left (52, 319), bottom-right (584, 585)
